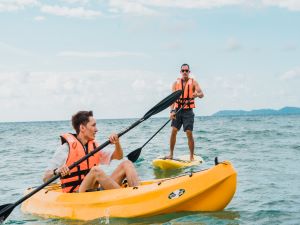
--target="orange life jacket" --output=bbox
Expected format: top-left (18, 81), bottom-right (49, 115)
top-left (174, 78), bottom-right (195, 109)
top-left (60, 133), bottom-right (100, 193)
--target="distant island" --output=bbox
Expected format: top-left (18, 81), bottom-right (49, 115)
top-left (212, 107), bottom-right (300, 116)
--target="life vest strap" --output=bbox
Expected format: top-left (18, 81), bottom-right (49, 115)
top-left (176, 98), bottom-right (195, 108)
top-left (61, 180), bottom-right (82, 189)
top-left (61, 168), bottom-right (90, 179)
top-left (59, 133), bottom-right (101, 193)
top-left (174, 78), bottom-right (195, 109)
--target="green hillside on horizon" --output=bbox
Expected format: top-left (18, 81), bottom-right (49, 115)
top-left (212, 107), bottom-right (300, 116)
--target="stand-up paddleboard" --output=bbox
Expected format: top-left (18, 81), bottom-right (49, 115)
top-left (152, 154), bottom-right (204, 170)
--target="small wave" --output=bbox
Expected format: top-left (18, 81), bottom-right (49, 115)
top-left (292, 145), bottom-right (300, 150)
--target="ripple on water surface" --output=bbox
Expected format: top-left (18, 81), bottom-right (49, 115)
top-left (0, 115), bottom-right (300, 224)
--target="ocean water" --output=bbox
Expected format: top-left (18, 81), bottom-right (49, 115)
top-left (0, 115), bottom-right (300, 225)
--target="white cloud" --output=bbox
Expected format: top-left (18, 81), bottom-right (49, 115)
top-left (0, 70), bottom-right (171, 122)
top-left (34, 15), bottom-right (45, 21)
top-left (1, 69), bottom-right (299, 122)
top-left (108, 0), bottom-right (158, 16)
top-left (0, 41), bottom-right (33, 56)
top-left (1, 0), bottom-right (300, 16)
top-left (132, 79), bottom-right (146, 91)
top-left (199, 70), bottom-right (300, 115)
top-left (0, 71), bottom-right (31, 98)
top-left (162, 41), bottom-right (182, 51)
top-left (161, 19), bottom-right (196, 33)
top-left (40, 5), bottom-right (101, 18)
top-left (280, 67), bottom-right (300, 81)
top-left (61, 0), bottom-right (89, 4)
top-left (225, 37), bottom-right (242, 51)
top-left (199, 73), bottom-right (259, 113)
top-left (119, 0), bottom-right (300, 11)
top-left (58, 51), bottom-right (147, 58)
top-left (0, 0), bottom-right (38, 12)
top-left (282, 43), bottom-right (297, 51)
top-left (108, 7), bottom-right (119, 14)
top-left (262, 0), bottom-right (300, 11)
top-left (140, 0), bottom-right (243, 9)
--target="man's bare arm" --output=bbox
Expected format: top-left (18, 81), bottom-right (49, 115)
top-left (193, 80), bottom-right (204, 98)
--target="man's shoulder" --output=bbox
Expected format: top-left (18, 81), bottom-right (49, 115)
top-left (59, 142), bottom-right (69, 151)
top-left (190, 78), bottom-right (199, 84)
top-left (172, 80), bottom-right (177, 87)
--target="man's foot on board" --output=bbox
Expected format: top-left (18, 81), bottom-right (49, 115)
top-left (190, 155), bottom-right (194, 161)
top-left (163, 155), bottom-right (173, 160)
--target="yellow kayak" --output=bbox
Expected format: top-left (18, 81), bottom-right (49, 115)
top-left (152, 155), bottom-right (204, 170)
top-left (21, 160), bottom-right (237, 221)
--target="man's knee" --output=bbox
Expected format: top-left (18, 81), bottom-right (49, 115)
top-left (186, 130), bottom-right (193, 137)
top-left (171, 127), bottom-right (178, 135)
top-left (89, 166), bottom-right (106, 178)
top-left (120, 159), bottom-right (135, 170)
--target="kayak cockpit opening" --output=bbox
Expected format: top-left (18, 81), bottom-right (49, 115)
top-left (86, 187), bottom-right (104, 192)
top-left (84, 179), bottom-right (130, 192)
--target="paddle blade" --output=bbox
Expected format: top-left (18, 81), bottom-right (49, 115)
top-left (126, 147), bottom-right (142, 162)
top-left (0, 204), bottom-right (14, 223)
top-left (143, 90), bottom-right (182, 120)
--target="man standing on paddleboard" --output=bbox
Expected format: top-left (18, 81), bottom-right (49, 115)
top-left (43, 111), bottom-right (140, 193)
top-left (167, 64), bottom-right (204, 161)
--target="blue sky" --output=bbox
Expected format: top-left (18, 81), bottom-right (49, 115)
top-left (0, 0), bottom-right (300, 122)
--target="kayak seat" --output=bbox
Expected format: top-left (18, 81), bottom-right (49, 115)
top-left (86, 187), bottom-right (104, 192)
top-left (84, 179), bottom-right (129, 192)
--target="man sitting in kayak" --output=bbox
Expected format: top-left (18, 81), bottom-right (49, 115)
top-left (43, 110), bottom-right (140, 193)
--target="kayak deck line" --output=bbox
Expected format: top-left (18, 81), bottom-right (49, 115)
top-left (28, 165), bottom-right (213, 192)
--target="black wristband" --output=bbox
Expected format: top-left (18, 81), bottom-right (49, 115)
top-left (53, 168), bottom-right (58, 175)
top-left (170, 109), bottom-right (176, 113)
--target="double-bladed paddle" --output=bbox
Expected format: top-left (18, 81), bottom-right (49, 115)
top-left (0, 90), bottom-right (182, 223)
top-left (126, 102), bottom-right (187, 163)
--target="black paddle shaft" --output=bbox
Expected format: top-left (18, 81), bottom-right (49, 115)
top-left (0, 120), bottom-right (144, 222)
top-left (126, 101), bottom-right (188, 162)
top-left (0, 119), bottom-right (143, 217)
top-left (0, 90), bottom-right (183, 222)
top-left (141, 102), bottom-right (188, 149)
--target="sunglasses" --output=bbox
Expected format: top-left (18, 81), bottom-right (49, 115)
top-left (181, 69), bottom-right (189, 73)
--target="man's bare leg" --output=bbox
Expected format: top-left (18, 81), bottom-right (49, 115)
top-left (110, 160), bottom-right (139, 187)
top-left (79, 167), bottom-right (120, 193)
top-left (186, 130), bottom-right (194, 161)
top-left (167, 127), bottom-right (178, 159)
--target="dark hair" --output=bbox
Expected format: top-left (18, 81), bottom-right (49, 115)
top-left (72, 111), bottom-right (93, 134)
top-left (181, 63), bottom-right (190, 70)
